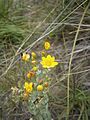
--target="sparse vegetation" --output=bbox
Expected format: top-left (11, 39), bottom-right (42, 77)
top-left (0, 0), bottom-right (90, 120)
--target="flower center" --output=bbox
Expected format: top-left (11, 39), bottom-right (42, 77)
top-left (46, 60), bottom-right (52, 66)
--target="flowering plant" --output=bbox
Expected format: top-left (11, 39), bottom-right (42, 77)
top-left (11, 41), bottom-right (58, 120)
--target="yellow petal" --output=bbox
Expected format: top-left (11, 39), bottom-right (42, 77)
top-left (29, 82), bottom-right (33, 87)
top-left (24, 82), bottom-right (28, 88)
top-left (51, 62), bottom-right (58, 67)
top-left (42, 57), bottom-right (46, 61)
top-left (26, 54), bottom-right (30, 59)
top-left (47, 55), bottom-right (51, 59)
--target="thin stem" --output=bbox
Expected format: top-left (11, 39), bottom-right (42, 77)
top-left (66, 1), bottom-right (89, 120)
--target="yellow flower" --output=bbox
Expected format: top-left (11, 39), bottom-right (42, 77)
top-left (40, 55), bottom-right (58, 68)
top-left (32, 66), bottom-right (38, 71)
top-left (44, 42), bottom-right (50, 50)
top-left (24, 82), bottom-right (33, 93)
top-left (41, 51), bottom-right (46, 56)
top-left (22, 53), bottom-right (30, 61)
top-left (37, 85), bottom-right (43, 91)
top-left (31, 52), bottom-right (36, 60)
top-left (27, 71), bottom-right (35, 79)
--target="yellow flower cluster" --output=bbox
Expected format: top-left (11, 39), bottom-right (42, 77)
top-left (14, 40), bottom-right (59, 101)
top-left (24, 82), bottom-right (45, 92)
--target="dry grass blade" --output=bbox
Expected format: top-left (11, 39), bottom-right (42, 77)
top-left (66, 1), bottom-right (89, 119)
